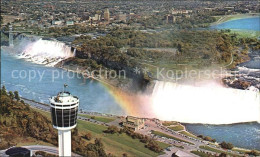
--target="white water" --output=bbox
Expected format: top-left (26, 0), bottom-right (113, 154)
top-left (18, 39), bottom-right (74, 66)
top-left (152, 81), bottom-right (260, 124)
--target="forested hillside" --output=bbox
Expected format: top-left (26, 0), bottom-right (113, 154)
top-left (0, 86), bottom-right (110, 157)
top-left (0, 87), bottom-right (58, 149)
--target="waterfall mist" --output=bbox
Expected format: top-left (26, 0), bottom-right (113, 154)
top-left (151, 81), bottom-right (260, 124)
top-left (18, 38), bottom-right (74, 66)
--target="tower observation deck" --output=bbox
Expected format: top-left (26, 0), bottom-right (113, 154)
top-left (49, 86), bottom-right (79, 156)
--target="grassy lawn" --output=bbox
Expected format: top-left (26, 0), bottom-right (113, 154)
top-left (232, 148), bottom-right (249, 154)
top-left (179, 131), bottom-right (198, 139)
top-left (77, 120), bottom-right (107, 134)
top-left (191, 150), bottom-right (215, 157)
top-left (162, 121), bottom-right (178, 126)
top-left (173, 145), bottom-right (184, 149)
top-left (232, 147), bottom-right (257, 154)
top-left (199, 145), bottom-right (224, 154)
top-left (199, 145), bottom-right (237, 156)
top-left (168, 125), bottom-right (184, 131)
top-left (32, 107), bottom-right (167, 157)
top-left (213, 16), bottom-right (222, 21)
top-left (79, 114), bottom-right (116, 123)
top-left (78, 121), bottom-right (167, 157)
top-left (156, 141), bottom-right (171, 149)
top-left (151, 130), bottom-right (194, 145)
top-left (227, 30), bottom-right (260, 38)
top-left (104, 134), bottom-right (166, 156)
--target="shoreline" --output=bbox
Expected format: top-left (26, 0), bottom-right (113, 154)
top-left (211, 13), bottom-right (260, 26)
top-left (183, 122), bottom-right (260, 151)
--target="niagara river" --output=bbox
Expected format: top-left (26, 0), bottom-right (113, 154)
top-left (1, 20), bottom-right (260, 150)
top-left (1, 49), bottom-right (125, 115)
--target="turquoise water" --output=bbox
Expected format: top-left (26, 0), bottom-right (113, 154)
top-left (211, 17), bottom-right (260, 31)
top-left (184, 123), bottom-right (260, 150)
top-left (1, 50), bottom-right (124, 115)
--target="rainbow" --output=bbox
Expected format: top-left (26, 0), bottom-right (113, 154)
top-left (97, 79), bottom-right (154, 118)
top-left (91, 78), bottom-right (260, 124)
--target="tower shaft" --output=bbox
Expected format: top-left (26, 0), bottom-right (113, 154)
top-left (58, 130), bottom-right (71, 156)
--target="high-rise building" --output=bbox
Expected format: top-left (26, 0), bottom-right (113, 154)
top-left (104, 8), bottom-right (110, 21)
top-left (49, 85), bottom-right (79, 156)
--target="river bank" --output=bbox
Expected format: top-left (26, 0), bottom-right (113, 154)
top-left (184, 122), bottom-right (260, 151)
top-left (211, 13), bottom-right (260, 26)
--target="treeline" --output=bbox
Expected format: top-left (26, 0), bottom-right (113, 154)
top-left (104, 125), bottom-right (163, 153)
top-left (48, 25), bottom-right (97, 37)
top-left (72, 28), bottom-right (255, 69)
top-left (0, 86), bottom-right (112, 157)
top-left (67, 28), bottom-right (259, 89)
top-left (174, 12), bottom-right (216, 29)
top-left (34, 151), bottom-right (58, 157)
top-left (197, 135), bottom-right (216, 143)
top-left (120, 11), bottom-right (216, 29)
top-left (71, 128), bottom-right (114, 157)
top-left (220, 141), bottom-right (234, 150)
top-left (0, 86), bottom-right (58, 149)
top-left (73, 28), bottom-right (252, 64)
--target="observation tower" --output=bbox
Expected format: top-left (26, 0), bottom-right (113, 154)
top-left (49, 84), bottom-right (79, 156)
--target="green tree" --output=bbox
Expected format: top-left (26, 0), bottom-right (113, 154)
top-left (84, 132), bottom-right (92, 140)
top-left (86, 138), bottom-right (106, 157)
top-left (94, 138), bottom-right (104, 148)
top-left (219, 153), bottom-right (227, 157)
top-left (14, 91), bottom-right (20, 101)
top-left (72, 128), bottom-right (79, 136)
top-left (247, 150), bottom-right (260, 156)
top-left (104, 125), bottom-right (119, 134)
top-left (1, 86), bottom-right (7, 95)
top-left (145, 140), bottom-right (162, 153)
top-left (220, 141), bottom-right (234, 149)
top-left (8, 91), bottom-right (14, 99)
